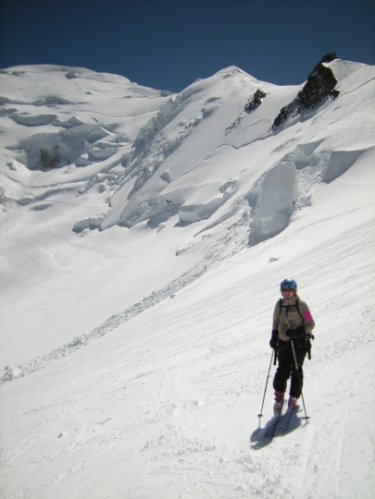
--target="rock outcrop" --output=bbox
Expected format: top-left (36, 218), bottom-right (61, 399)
top-left (273, 53), bottom-right (339, 129)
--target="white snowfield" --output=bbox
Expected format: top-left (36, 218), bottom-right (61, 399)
top-left (0, 60), bottom-right (374, 499)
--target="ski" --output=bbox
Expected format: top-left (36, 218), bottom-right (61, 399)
top-left (278, 407), bottom-right (296, 431)
top-left (279, 405), bottom-right (308, 432)
top-left (263, 412), bottom-right (282, 440)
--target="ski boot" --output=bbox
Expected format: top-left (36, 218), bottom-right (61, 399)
top-left (288, 397), bottom-right (298, 411)
top-left (273, 390), bottom-right (284, 414)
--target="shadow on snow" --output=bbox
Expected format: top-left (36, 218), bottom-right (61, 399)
top-left (250, 411), bottom-right (305, 450)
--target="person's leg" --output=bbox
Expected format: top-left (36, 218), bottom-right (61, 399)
top-left (289, 342), bottom-right (306, 399)
top-left (273, 344), bottom-right (292, 409)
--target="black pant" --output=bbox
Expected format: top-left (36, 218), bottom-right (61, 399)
top-left (273, 340), bottom-right (306, 398)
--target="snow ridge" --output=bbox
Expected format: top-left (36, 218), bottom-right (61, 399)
top-left (1, 263), bottom-right (207, 383)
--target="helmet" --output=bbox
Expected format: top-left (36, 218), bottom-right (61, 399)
top-left (280, 278), bottom-right (297, 290)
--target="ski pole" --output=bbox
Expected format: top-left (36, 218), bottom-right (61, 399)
top-left (290, 339), bottom-right (309, 421)
top-left (257, 349), bottom-right (274, 421)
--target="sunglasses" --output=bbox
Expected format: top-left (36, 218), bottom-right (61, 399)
top-left (281, 288), bottom-right (295, 292)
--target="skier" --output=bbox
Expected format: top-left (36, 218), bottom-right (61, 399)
top-left (269, 278), bottom-right (315, 413)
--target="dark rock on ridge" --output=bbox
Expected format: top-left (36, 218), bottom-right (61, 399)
top-left (273, 53), bottom-right (339, 129)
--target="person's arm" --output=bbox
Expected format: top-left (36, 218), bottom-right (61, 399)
top-left (269, 302), bottom-right (280, 349)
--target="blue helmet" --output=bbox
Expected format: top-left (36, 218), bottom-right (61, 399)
top-left (280, 278), bottom-right (297, 291)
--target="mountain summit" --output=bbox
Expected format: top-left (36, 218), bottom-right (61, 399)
top-left (1, 57), bottom-right (373, 244)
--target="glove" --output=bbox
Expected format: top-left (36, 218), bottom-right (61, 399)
top-left (269, 329), bottom-right (278, 349)
top-left (285, 328), bottom-right (294, 338)
top-left (285, 326), bottom-right (306, 339)
top-left (294, 326), bottom-right (306, 338)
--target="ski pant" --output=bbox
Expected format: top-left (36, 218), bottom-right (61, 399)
top-left (273, 339), bottom-right (306, 398)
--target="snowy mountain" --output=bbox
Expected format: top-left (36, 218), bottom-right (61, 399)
top-left (0, 57), bottom-right (374, 499)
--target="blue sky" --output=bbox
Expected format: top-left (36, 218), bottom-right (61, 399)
top-left (1, 0), bottom-right (374, 92)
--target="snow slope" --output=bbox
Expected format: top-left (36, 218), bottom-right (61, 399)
top-left (0, 59), bottom-right (375, 499)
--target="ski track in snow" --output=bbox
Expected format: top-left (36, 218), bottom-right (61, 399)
top-left (1, 220), bottom-right (374, 499)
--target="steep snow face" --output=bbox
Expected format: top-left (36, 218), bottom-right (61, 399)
top-left (0, 60), bottom-right (374, 362)
top-left (247, 161), bottom-right (298, 245)
top-left (100, 66), bottom-right (278, 230)
top-left (98, 59), bottom-right (375, 239)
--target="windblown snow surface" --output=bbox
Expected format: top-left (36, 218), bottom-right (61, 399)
top-left (0, 60), bottom-right (374, 499)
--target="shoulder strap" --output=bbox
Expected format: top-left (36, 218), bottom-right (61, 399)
top-left (278, 298), bottom-right (283, 315)
top-left (278, 298), bottom-right (284, 317)
top-left (295, 297), bottom-right (304, 321)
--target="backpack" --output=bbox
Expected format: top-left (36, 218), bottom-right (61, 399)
top-left (278, 297), bottom-right (303, 321)
top-left (278, 297), bottom-right (314, 359)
